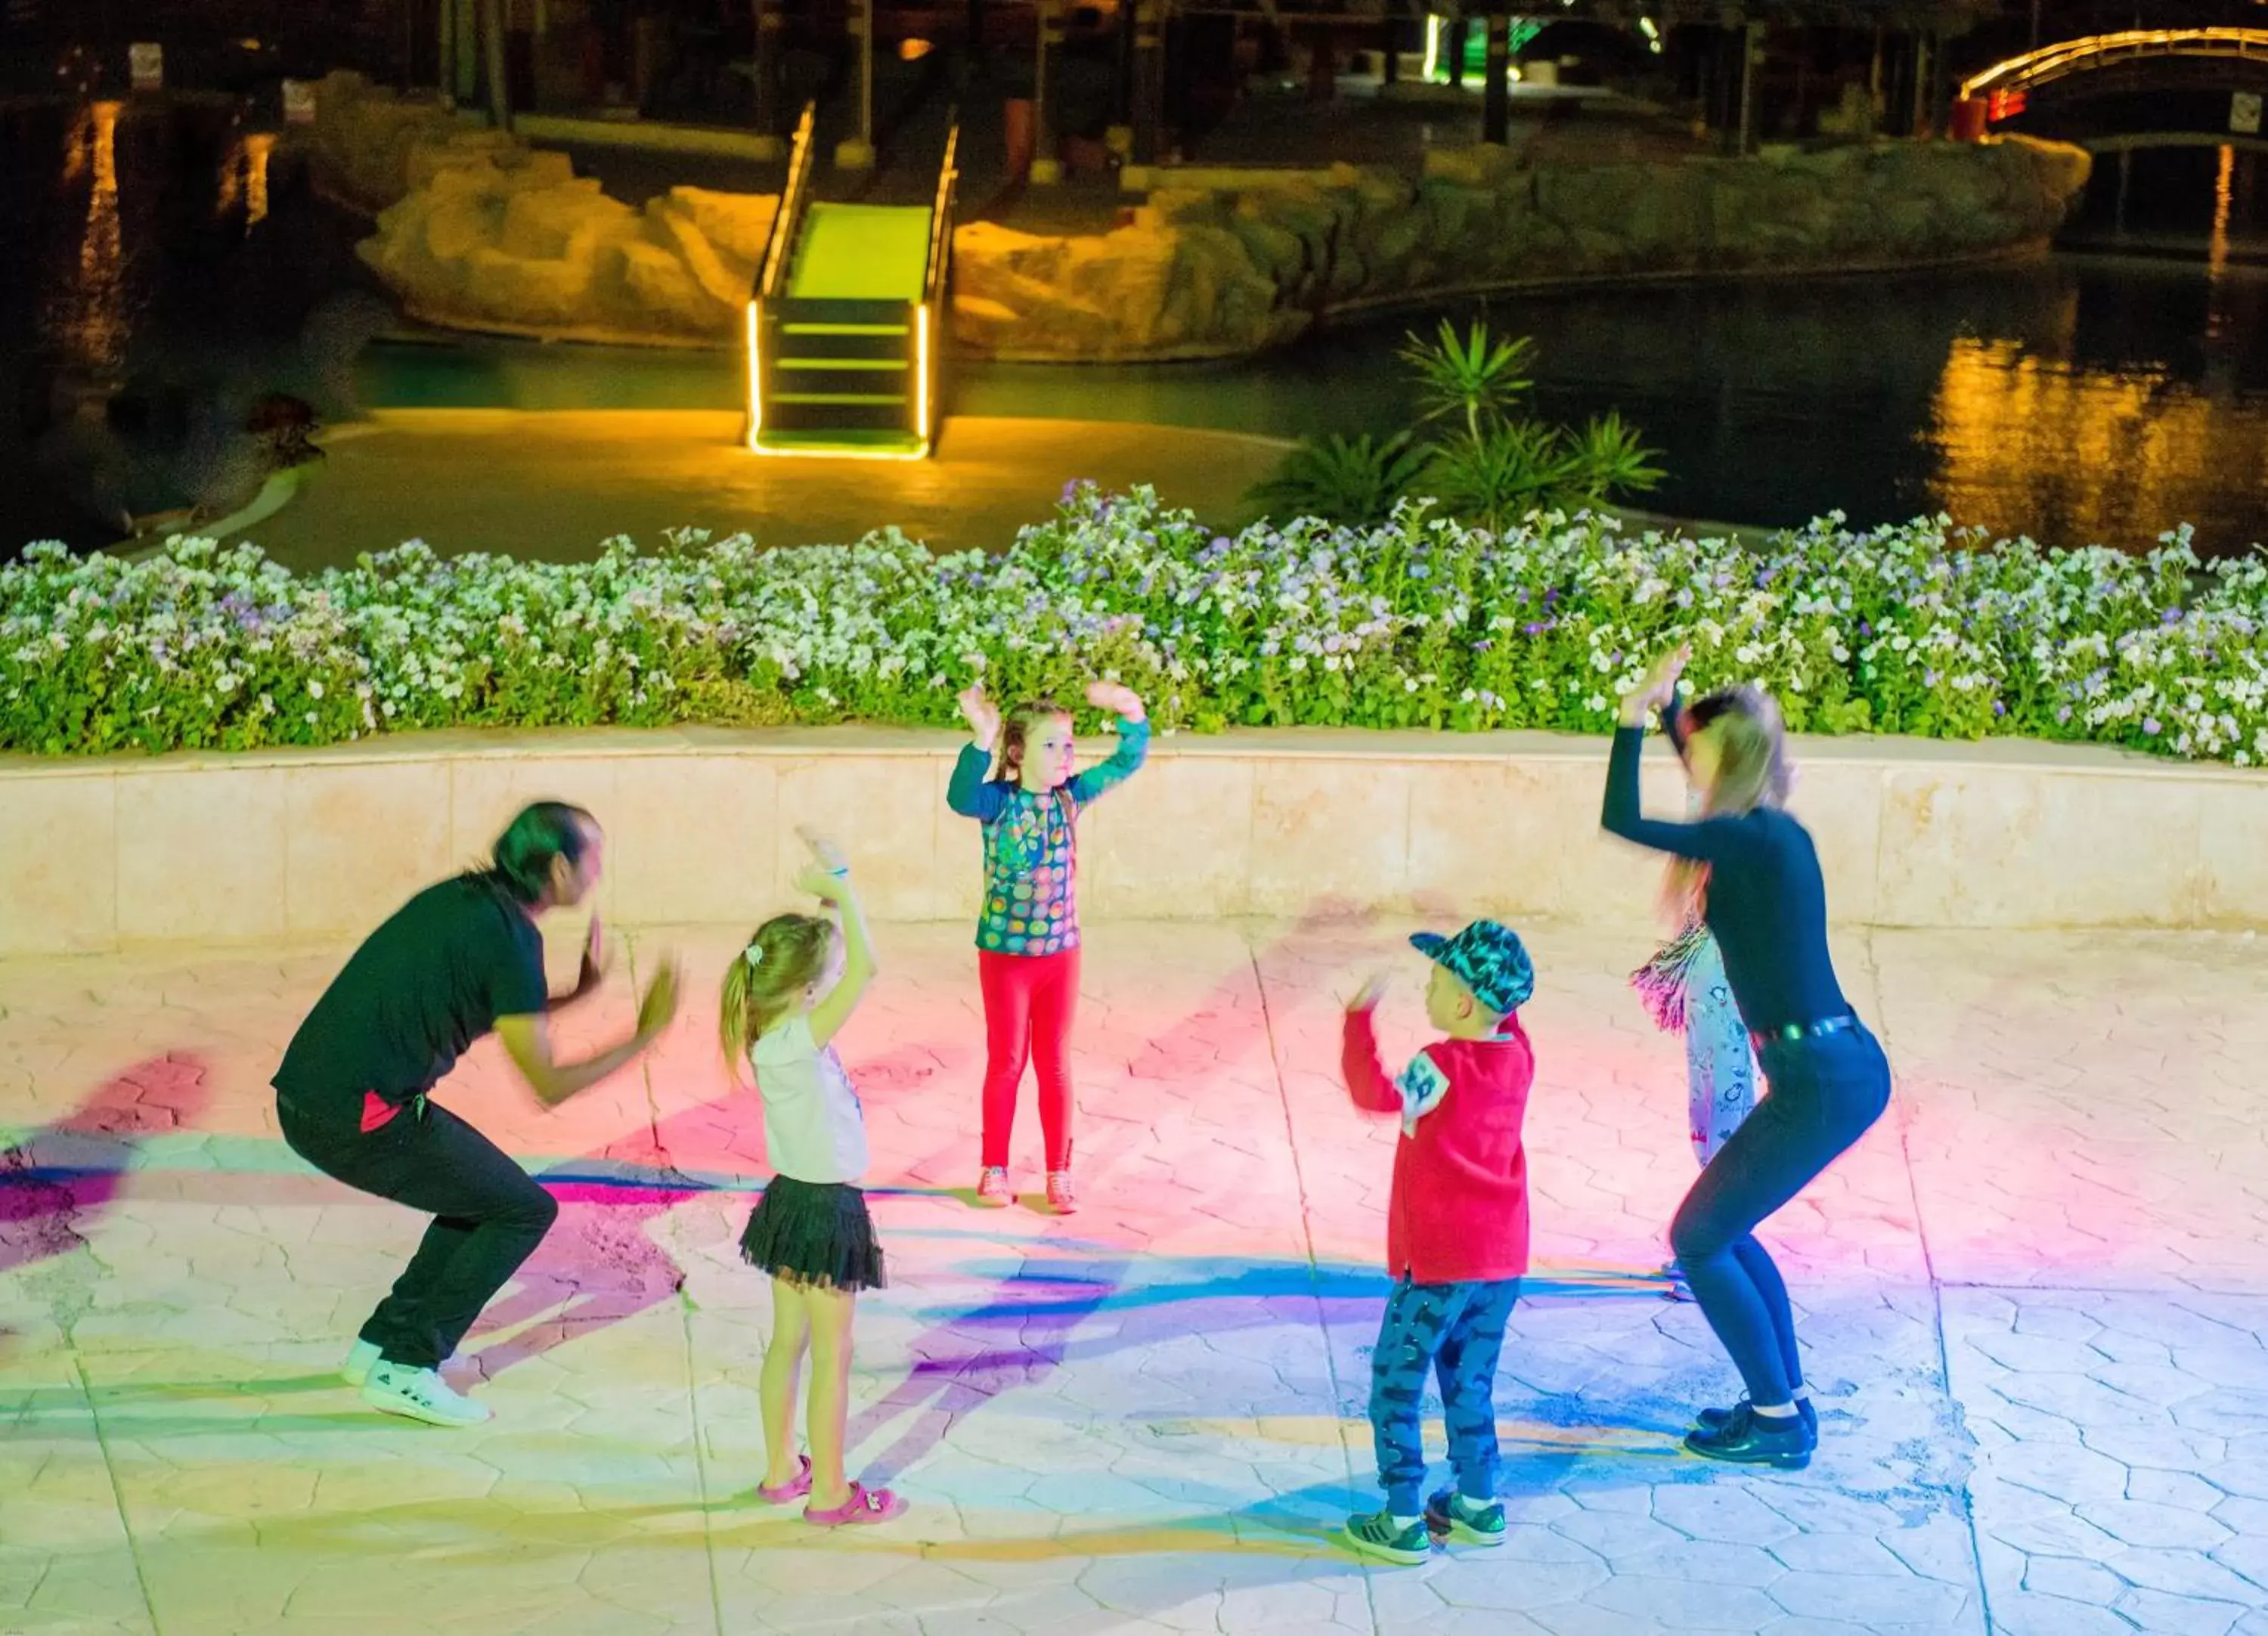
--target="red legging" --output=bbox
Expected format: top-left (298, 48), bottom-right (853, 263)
top-left (978, 947), bottom-right (1080, 1171)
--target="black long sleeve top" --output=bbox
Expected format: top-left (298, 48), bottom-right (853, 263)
top-left (1600, 724), bottom-right (1850, 1037)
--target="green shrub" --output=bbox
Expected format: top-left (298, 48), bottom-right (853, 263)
top-left (3, 492), bottom-right (2263, 763)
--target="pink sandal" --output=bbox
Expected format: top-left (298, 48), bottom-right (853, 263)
top-left (755, 1455), bottom-right (812, 1504)
top-left (804, 1481), bottom-right (906, 1527)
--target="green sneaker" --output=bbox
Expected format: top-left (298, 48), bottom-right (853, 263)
top-left (1340, 1510), bottom-right (1432, 1566)
top-left (1425, 1489), bottom-right (1507, 1547)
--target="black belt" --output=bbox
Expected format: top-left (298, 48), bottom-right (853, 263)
top-left (1750, 1015), bottom-right (1857, 1052)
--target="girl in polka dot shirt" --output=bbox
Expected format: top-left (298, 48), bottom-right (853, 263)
top-left (948, 680), bottom-right (1149, 1214)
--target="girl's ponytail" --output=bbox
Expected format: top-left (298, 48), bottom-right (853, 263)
top-left (720, 914), bottom-right (838, 1077)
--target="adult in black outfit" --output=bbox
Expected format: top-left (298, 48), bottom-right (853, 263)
top-left (274, 802), bottom-right (681, 1427)
top-left (1601, 648), bottom-right (1893, 1469)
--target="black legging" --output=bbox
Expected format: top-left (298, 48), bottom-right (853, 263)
top-left (279, 1092), bottom-right (559, 1371)
top-left (1668, 1024), bottom-right (1891, 1405)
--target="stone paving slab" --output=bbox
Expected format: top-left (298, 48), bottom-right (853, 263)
top-left (2, 920), bottom-right (2266, 1633)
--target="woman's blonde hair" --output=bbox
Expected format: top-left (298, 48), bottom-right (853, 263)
top-left (719, 913), bottom-right (838, 1077)
top-left (995, 697), bottom-right (1072, 782)
top-left (1663, 685), bottom-right (1794, 925)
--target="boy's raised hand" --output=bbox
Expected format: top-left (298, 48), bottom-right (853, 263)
top-left (1346, 971), bottom-right (1392, 1014)
top-left (956, 683), bottom-right (1001, 748)
top-left (1084, 680), bottom-right (1146, 721)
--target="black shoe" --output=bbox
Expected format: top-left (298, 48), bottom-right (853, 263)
top-left (1684, 1401), bottom-right (1815, 1469)
top-left (1696, 1396), bottom-right (1818, 1439)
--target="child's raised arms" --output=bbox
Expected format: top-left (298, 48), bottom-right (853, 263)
top-left (794, 827), bottom-right (879, 1050)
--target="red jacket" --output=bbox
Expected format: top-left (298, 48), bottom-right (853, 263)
top-left (1341, 1009), bottom-right (1534, 1284)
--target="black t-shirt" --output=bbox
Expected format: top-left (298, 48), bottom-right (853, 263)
top-left (1600, 725), bottom-right (1851, 1036)
top-left (273, 875), bottom-right (550, 1111)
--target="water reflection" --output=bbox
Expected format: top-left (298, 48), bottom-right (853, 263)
top-left (1931, 338), bottom-right (2268, 550)
top-left (51, 100), bottom-right (127, 380)
top-left (947, 249), bottom-right (2268, 556)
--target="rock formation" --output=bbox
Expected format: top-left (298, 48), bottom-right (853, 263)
top-left (310, 73), bottom-right (2089, 362)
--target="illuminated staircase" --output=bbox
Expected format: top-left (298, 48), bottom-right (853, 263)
top-left (744, 108), bottom-right (958, 460)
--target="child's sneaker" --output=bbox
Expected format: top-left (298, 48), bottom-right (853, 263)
top-left (361, 1361), bottom-right (491, 1427)
top-left (974, 1167), bottom-right (1012, 1208)
top-left (1044, 1170), bottom-right (1077, 1214)
top-left (1424, 1489), bottom-right (1507, 1547)
top-left (341, 1337), bottom-right (383, 1387)
top-left (1340, 1510), bottom-right (1433, 1566)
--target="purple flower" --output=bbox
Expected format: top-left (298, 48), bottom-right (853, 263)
top-left (2143, 717), bottom-right (2162, 735)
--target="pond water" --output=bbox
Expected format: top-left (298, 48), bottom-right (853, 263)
top-left (4, 116), bottom-right (2263, 559)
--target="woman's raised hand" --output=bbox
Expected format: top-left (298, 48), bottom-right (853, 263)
top-left (956, 683), bottom-right (1000, 748)
top-left (1084, 680), bottom-right (1146, 721)
top-left (1619, 645), bottom-right (1690, 727)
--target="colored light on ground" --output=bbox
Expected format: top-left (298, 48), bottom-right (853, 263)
top-left (900, 37), bottom-right (934, 61)
top-left (742, 301), bottom-right (762, 448)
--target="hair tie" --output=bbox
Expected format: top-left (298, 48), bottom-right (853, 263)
top-left (742, 944), bottom-right (765, 969)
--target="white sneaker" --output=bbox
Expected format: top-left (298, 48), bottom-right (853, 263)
top-left (344, 1339), bottom-right (457, 1387)
top-left (361, 1361), bottom-right (491, 1427)
top-left (341, 1338), bottom-right (383, 1387)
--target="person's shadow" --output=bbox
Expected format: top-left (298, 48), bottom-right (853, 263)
top-left (2, 1053), bottom-right (212, 1276)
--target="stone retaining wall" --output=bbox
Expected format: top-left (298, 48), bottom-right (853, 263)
top-left (309, 74), bottom-right (2091, 363)
top-left (2, 728), bottom-right (2259, 956)
top-left (962, 138), bottom-right (2092, 361)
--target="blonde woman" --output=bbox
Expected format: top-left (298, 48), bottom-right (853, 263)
top-left (1602, 649), bottom-right (1892, 1471)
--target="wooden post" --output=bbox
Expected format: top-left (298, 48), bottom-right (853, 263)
top-left (1132, 0), bottom-right (1165, 163)
top-left (753, 0), bottom-right (784, 155)
top-left (1032, 0), bottom-right (1063, 183)
top-left (1734, 20), bottom-right (1761, 156)
top-left (438, 0), bottom-right (456, 101)
top-left (1481, 13), bottom-right (1509, 145)
top-left (481, 0), bottom-right (511, 130)
top-left (1910, 29), bottom-right (1931, 138)
top-left (838, 0), bottom-right (875, 167)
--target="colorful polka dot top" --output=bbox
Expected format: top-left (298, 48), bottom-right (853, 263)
top-left (947, 718), bottom-right (1150, 956)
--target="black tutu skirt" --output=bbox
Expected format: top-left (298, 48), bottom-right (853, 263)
top-left (739, 1176), bottom-right (886, 1292)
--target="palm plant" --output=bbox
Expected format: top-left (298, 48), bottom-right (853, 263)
top-left (1423, 422), bottom-right (1578, 534)
top-left (1399, 318), bottom-right (1536, 445)
top-left (1247, 431), bottom-right (1430, 528)
top-left (1560, 412), bottom-right (1665, 504)
top-left (1251, 319), bottom-right (1666, 530)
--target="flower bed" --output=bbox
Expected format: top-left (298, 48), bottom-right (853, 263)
top-left (5, 489), bottom-right (2265, 764)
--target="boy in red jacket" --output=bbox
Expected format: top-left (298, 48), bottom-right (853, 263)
top-left (1338, 919), bottom-right (1536, 1566)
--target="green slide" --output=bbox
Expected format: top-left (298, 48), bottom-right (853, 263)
top-left (786, 204), bottom-right (934, 302)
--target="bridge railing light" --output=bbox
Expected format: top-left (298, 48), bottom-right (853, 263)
top-left (1959, 27), bottom-right (2268, 102)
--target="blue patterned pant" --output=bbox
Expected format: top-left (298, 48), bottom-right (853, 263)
top-left (1367, 1275), bottom-right (1523, 1514)
top-left (1685, 932), bottom-right (1758, 1166)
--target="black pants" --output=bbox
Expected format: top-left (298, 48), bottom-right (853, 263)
top-left (278, 1091), bottom-right (559, 1371)
top-left (1668, 1024), bottom-right (1891, 1406)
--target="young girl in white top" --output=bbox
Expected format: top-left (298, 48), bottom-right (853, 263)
top-left (721, 829), bottom-right (905, 1527)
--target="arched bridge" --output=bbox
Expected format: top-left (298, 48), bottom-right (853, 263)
top-left (1960, 29), bottom-right (2268, 152)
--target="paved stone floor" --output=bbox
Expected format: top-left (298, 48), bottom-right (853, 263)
top-left (4, 918), bottom-right (2266, 1634)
